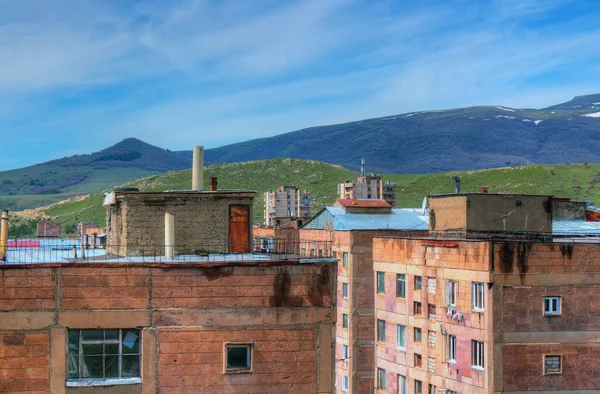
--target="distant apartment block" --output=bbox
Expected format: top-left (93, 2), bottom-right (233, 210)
top-left (373, 192), bottom-right (600, 393)
top-left (264, 185), bottom-right (312, 228)
top-left (338, 160), bottom-right (396, 207)
top-left (36, 220), bottom-right (60, 238)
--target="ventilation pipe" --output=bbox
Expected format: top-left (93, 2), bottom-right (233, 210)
top-left (451, 176), bottom-right (461, 194)
top-left (192, 146), bottom-right (204, 191)
top-left (165, 212), bottom-right (174, 259)
top-left (0, 210), bottom-right (8, 261)
top-left (210, 177), bottom-right (218, 192)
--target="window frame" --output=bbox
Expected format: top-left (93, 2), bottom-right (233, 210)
top-left (224, 343), bottom-right (253, 373)
top-left (377, 271), bottom-right (385, 294)
top-left (544, 296), bottom-right (561, 316)
top-left (342, 344), bottom-right (349, 360)
top-left (377, 319), bottom-right (386, 342)
top-left (414, 327), bottom-right (422, 343)
top-left (396, 274), bottom-right (406, 298)
top-left (428, 303), bottom-right (436, 319)
top-left (343, 252), bottom-right (349, 267)
top-left (427, 277), bottom-right (436, 294)
top-left (377, 368), bottom-right (386, 390)
top-left (414, 301), bottom-right (422, 316)
top-left (414, 275), bottom-right (422, 291)
top-left (342, 282), bottom-right (348, 299)
top-left (471, 340), bottom-right (484, 370)
top-left (414, 353), bottom-right (422, 368)
top-left (448, 334), bottom-right (457, 364)
top-left (396, 324), bottom-right (406, 351)
top-left (428, 383), bottom-right (437, 394)
top-left (415, 379), bottom-right (422, 394)
top-left (342, 375), bottom-right (349, 392)
top-left (66, 329), bottom-right (141, 385)
top-left (472, 282), bottom-right (485, 311)
top-left (446, 280), bottom-right (457, 308)
top-left (342, 313), bottom-right (349, 328)
top-left (398, 374), bottom-right (407, 394)
top-left (544, 354), bottom-right (562, 374)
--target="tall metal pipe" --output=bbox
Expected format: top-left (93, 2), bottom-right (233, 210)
top-left (451, 176), bottom-right (461, 194)
top-left (165, 212), bottom-right (175, 259)
top-left (192, 146), bottom-right (204, 191)
top-left (0, 210), bottom-right (8, 261)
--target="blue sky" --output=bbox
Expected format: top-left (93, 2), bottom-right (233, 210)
top-left (1, 0), bottom-right (600, 170)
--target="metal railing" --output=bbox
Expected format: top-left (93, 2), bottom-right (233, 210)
top-left (1, 237), bottom-right (333, 264)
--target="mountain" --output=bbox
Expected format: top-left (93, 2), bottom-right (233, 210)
top-left (0, 138), bottom-right (192, 210)
top-left (196, 93), bottom-right (600, 174)
top-left (19, 159), bottom-right (600, 235)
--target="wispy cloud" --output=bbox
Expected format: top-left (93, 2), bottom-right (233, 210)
top-left (1, 0), bottom-right (600, 169)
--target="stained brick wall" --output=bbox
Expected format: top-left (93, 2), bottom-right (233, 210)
top-left (0, 268), bottom-right (56, 311)
top-left (0, 332), bottom-right (49, 393)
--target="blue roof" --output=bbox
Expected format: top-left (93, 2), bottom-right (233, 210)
top-left (303, 206), bottom-right (429, 231)
top-left (552, 220), bottom-right (600, 236)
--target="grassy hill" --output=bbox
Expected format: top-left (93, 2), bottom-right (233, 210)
top-left (22, 159), bottom-right (600, 235)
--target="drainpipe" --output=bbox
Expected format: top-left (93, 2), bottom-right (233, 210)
top-left (165, 212), bottom-right (175, 259)
top-left (192, 146), bottom-right (204, 191)
top-left (0, 210), bottom-right (8, 261)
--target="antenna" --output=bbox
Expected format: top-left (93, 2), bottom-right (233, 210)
top-left (360, 158), bottom-right (365, 177)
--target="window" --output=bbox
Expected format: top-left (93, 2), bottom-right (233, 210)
top-left (427, 277), bottom-right (436, 293)
top-left (428, 331), bottom-right (436, 347)
top-left (428, 357), bottom-right (436, 373)
top-left (428, 304), bottom-right (436, 319)
top-left (343, 252), bottom-right (349, 267)
top-left (544, 355), bottom-right (562, 374)
top-left (310, 249), bottom-right (315, 257)
top-left (396, 274), bottom-right (406, 298)
top-left (332, 251), bottom-right (337, 259)
top-left (415, 379), bottom-right (422, 394)
top-left (225, 344), bottom-right (252, 372)
top-left (414, 327), bottom-right (422, 342)
top-left (67, 329), bottom-right (140, 382)
top-left (414, 301), bottom-right (422, 316)
top-left (343, 283), bottom-right (348, 299)
top-left (471, 340), bottom-right (484, 370)
top-left (544, 296), bottom-right (561, 315)
top-left (446, 280), bottom-right (457, 307)
top-left (318, 249), bottom-right (323, 257)
top-left (377, 319), bottom-right (386, 342)
top-left (342, 314), bottom-right (349, 328)
top-left (377, 272), bottom-right (385, 294)
top-left (448, 335), bottom-right (457, 363)
top-left (398, 375), bottom-right (407, 394)
top-left (428, 384), bottom-right (437, 394)
top-left (342, 375), bottom-right (349, 392)
top-left (472, 282), bottom-right (485, 311)
top-left (377, 368), bottom-right (386, 390)
top-left (414, 276), bottom-right (422, 290)
top-left (300, 248), bottom-right (306, 256)
top-left (342, 344), bottom-right (349, 360)
top-left (414, 353), bottom-right (422, 368)
top-left (447, 391), bottom-right (457, 394)
top-left (396, 325), bottom-right (406, 350)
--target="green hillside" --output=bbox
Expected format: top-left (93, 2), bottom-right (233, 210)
top-left (23, 160), bottom-right (600, 233)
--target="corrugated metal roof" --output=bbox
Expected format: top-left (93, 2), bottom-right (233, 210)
top-left (303, 206), bottom-right (429, 231)
top-left (552, 220), bottom-right (600, 235)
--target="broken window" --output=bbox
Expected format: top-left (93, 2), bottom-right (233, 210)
top-left (67, 329), bottom-right (140, 381)
top-left (471, 340), bottom-right (484, 370)
top-left (544, 296), bottom-right (561, 315)
top-left (396, 274), bottom-right (406, 298)
top-left (225, 344), bottom-right (252, 372)
top-left (377, 272), bottom-right (385, 294)
top-left (544, 355), bottom-right (561, 374)
top-left (472, 282), bottom-right (485, 311)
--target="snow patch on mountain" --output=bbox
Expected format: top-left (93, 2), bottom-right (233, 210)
top-left (582, 112), bottom-right (600, 118)
top-left (495, 115), bottom-right (516, 120)
top-left (495, 106), bottom-right (515, 112)
top-left (534, 120), bottom-right (543, 125)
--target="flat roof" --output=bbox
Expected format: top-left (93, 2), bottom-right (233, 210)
top-left (428, 193), bottom-right (553, 198)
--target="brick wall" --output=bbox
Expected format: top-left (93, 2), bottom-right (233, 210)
top-left (0, 331), bottom-right (49, 393)
top-left (0, 268), bottom-right (56, 311)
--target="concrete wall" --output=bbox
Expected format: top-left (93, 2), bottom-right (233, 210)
top-left (0, 261), bottom-right (336, 394)
top-left (492, 241), bottom-right (600, 393)
top-left (106, 191), bottom-right (254, 256)
top-left (373, 237), bottom-right (493, 394)
top-left (551, 199), bottom-right (587, 220)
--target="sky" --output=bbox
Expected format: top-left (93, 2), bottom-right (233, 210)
top-left (1, 0), bottom-right (600, 170)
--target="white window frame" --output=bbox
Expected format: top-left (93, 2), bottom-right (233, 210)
top-left (446, 281), bottom-right (457, 308)
top-left (377, 271), bottom-right (385, 294)
top-left (377, 368), bottom-right (386, 390)
top-left (472, 282), bottom-right (485, 311)
top-left (471, 340), bottom-right (484, 370)
top-left (225, 343), bottom-right (253, 372)
top-left (342, 283), bottom-right (348, 299)
top-left (342, 375), bottom-right (349, 392)
top-left (448, 335), bottom-right (456, 364)
top-left (398, 374), bottom-right (407, 394)
top-left (396, 274), bottom-right (406, 298)
top-left (343, 252), bottom-right (349, 267)
top-left (396, 324), bottom-right (406, 351)
top-left (544, 296), bottom-right (561, 315)
top-left (342, 344), bottom-right (348, 360)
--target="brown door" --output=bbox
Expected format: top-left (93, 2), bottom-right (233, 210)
top-left (229, 205), bottom-right (250, 253)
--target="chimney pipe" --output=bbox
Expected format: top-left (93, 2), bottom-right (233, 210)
top-left (0, 210), bottom-right (8, 261)
top-left (451, 176), bottom-right (461, 194)
top-left (192, 146), bottom-right (204, 191)
top-left (165, 212), bottom-right (174, 259)
top-left (360, 158), bottom-right (365, 177)
top-left (210, 177), bottom-right (218, 192)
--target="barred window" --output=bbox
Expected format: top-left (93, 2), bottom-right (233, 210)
top-left (67, 329), bottom-right (140, 381)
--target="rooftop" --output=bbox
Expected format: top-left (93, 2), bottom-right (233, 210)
top-left (335, 199), bottom-right (391, 208)
top-left (303, 206), bottom-right (429, 231)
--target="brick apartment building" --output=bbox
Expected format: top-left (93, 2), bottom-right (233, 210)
top-left (372, 193), bottom-right (600, 393)
top-left (264, 186), bottom-right (312, 228)
top-left (301, 199), bottom-right (428, 393)
top-left (338, 160), bottom-right (396, 207)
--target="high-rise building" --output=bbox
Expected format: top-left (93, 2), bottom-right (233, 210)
top-left (264, 185), bottom-right (312, 227)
